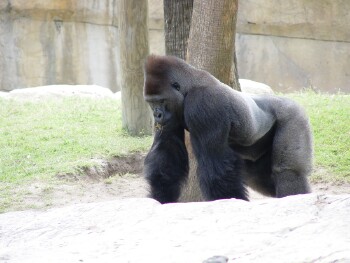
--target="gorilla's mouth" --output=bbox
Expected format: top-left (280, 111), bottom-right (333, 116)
top-left (154, 122), bottom-right (163, 131)
top-left (154, 121), bottom-right (181, 131)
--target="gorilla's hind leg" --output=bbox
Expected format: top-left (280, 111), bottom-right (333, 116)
top-left (274, 171), bottom-right (311, 197)
top-left (272, 114), bottom-right (313, 197)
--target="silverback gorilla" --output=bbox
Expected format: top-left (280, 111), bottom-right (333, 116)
top-left (143, 55), bottom-right (313, 203)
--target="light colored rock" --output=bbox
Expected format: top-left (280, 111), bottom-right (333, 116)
top-left (0, 85), bottom-right (123, 100)
top-left (0, 91), bottom-right (10, 99)
top-left (239, 79), bottom-right (274, 95)
top-left (114, 91), bottom-right (121, 99)
top-left (0, 85), bottom-right (117, 100)
top-left (0, 194), bottom-right (349, 262)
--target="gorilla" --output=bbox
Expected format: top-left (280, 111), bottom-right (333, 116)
top-left (143, 55), bottom-right (313, 203)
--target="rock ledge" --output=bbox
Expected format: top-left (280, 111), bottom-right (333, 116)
top-left (0, 194), bottom-right (349, 262)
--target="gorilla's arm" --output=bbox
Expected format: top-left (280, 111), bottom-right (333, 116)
top-left (184, 87), bottom-right (248, 201)
top-left (143, 127), bottom-right (189, 204)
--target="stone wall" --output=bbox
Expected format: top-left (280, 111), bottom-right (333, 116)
top-left (236, 0), bottom-right (350, 93)
top-left (0, 0), bottom-right (164, 92)
top-left (1, 0), bottom-right (349, 93)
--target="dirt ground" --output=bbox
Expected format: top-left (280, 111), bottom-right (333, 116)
top-left (10, 153), bottom-right (349, 212)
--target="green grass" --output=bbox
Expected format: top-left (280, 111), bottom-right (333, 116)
top-left (287, 92), bottom-right (350, 182)
top-left (0, 97), bottom-right (153, 183)
top-left (1, 93), bottom-right (349, 184)
top-left (0, 91), bottom-right (349, 211)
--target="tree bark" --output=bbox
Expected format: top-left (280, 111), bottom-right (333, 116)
top-left (163, 0), bottom-right (193, 60)
top-left (180, 0), bottom-right (241, 202)
top-left (187, 0), bottom-right (241, 90)
top-left (118, 0), bottom-right (152, 136)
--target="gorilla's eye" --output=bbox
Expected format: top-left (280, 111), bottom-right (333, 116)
top-left (171, 82), bottom-right (181, 91)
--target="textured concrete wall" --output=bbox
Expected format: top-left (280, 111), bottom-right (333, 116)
top-left (1, 0), bottom-right (349, 93)
top-left (0, 0), bottom-right (164, 92)
top-left (236, 0), bottom-right (350, 93)
top-left (0, 1), bottom-right (117, 91)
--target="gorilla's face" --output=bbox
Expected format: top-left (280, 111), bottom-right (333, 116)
top-left (144, 56), bottom-right (190, 130)
top-left (144, 76), bottom-right (185, 129)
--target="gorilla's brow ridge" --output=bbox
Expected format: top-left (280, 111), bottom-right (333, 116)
top-left (144, 55), bottom-right (182, 95)
top-left (145, 55), bottom-right (181, 76)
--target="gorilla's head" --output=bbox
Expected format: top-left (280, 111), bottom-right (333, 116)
top-left (143, 55), bottom-right (193, 129)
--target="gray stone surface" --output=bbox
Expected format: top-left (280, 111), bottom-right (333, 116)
top-left (239, 79), bottom-right (274, 94)
top-left (1, 194), bottom-right (349, 262)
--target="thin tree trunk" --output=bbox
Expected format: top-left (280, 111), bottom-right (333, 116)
top-left (163, 0), bottom-right (199, 201)
top-left (187, 0), bottom-right (241, 90)
top-left (232, 52), bottom-right (240, 90)
top-left (118, 0), bottom-right (152, 136)
top-left (163, 0), bottom-right (193, 60)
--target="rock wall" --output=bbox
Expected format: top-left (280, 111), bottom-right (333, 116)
top-left (236, 0), bottom-right (350, 93)
top-left (0, 0), bottom-right (164, 92)
top-left (1, 0), bottom-right (349, 93)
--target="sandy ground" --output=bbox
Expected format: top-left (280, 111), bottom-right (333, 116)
top-left (8, 153), bottom-right (349, 212)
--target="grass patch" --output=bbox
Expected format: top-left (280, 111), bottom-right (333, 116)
top-left (1, 93), bottom-right (349, 183)
top-left (0, 92), bottom-right (349, 212)
top-left (0, 97), bottom-right (152, 183)
top-left (287, 92), bottom-right (350, 183)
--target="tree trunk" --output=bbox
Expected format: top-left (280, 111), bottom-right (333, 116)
top-left (162, 0), bottom-right (198, 201)
top-left (118, 0), bottom-right (152, 136)
top-left (187, 0), bottom-right (241, 90)
top-left (180, 0), bottom-right (241, 202)
top-left (163, 0), bottom-right (193, 60)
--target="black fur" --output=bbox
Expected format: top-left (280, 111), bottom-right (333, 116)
top-left (144, 124), bottom-right (189, 204)
top-left (143, 55), bottom-right (312, 203)
top-left (184, 87), bottom-right (248, 201)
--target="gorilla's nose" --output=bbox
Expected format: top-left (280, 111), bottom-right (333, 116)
top-left (153, 108), bottom-right (163, 123)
